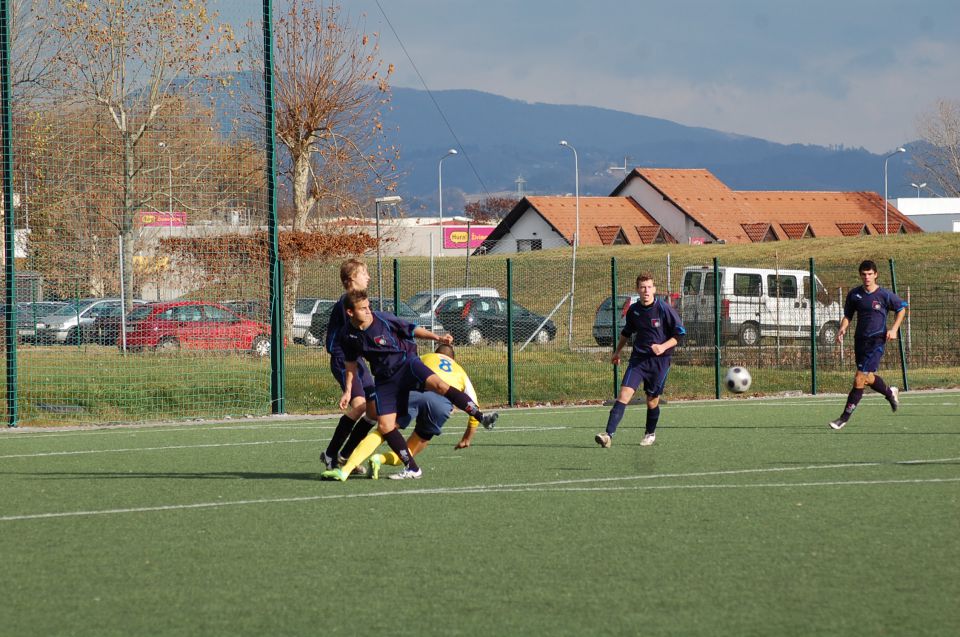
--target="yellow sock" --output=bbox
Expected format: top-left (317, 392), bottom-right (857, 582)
top-left (382, 451), bottom-right (402, 466)
top-left (340, 431), bottom-right (384, 475)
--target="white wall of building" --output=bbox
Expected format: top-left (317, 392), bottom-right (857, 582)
top-left (618, 180), bottom-right (713, 243)
top-left (894, 198), bottom-right (960, 232)
top-left (485, 207), bottom-right (570, 254)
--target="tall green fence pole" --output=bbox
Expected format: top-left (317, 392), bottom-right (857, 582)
top-left (392, 258), bottom-right (400, 310)
top-left (263, 0), bottom-right (284, 413)
top-left (506, 259), bottom-right (514, 407)
top-left (610, 256), bottom-right (619, 399)
top-left (713, 257), bottom-right (721, 399)
top-left (809, 257), bottom-right (818, 395)
top-left (889, 258), bottom-right (909, 391)
top-left (1, 0), bottom-right (18, 427)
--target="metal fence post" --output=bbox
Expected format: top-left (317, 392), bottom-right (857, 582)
top-left (809, 257), bottom-right (817, 395)
top-left (507, 258), bottom-right (514, 407)
top-left (610, 256), bottom-right (619, 399)
top-left (1, 0), bottom-right (18, 425)
top-left (393, 258), bottom-right (400, 311)
top-left (713, 257), bottom-right (721, 399)
top-left (889, 258), bottom-right (909, 391)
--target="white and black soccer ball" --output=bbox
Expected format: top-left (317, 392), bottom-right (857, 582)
top-left (725, 366), bottom-right (752, 393)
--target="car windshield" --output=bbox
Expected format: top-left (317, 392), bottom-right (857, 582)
top-left (406, 293), bottom-right (435, 313)
top-left (294, 299), bottom-right (317, 314)
top-left (127, 305), bottom-right (154, 322)
top-left (48, 300), bottom-right (94, 317)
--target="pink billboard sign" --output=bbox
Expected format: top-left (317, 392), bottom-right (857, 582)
top-left (137, 211), bottom-right (187, 227)
top-left (443, 225), bottom-right (494, 249)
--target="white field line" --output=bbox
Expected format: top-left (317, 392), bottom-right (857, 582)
top-left (2, 457), bottom-right (958, 523)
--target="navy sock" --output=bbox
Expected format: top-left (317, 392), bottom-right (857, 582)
top-left (869, 376), bottom-right (892, 399)
top-left (325, 414), bottom-right (356, 459)
top-left (444, 386), bottom-right (482, 418)
top-left (340, 417), bottom-right (376, 459)
top-left (606, 401), bottom-right (626, 436)
top-left (383, 428), bottom-right (419, 471)
top-left (645, 406), bottom-right (661, 435)
top-left (840, 388), bottom-right (864, 421)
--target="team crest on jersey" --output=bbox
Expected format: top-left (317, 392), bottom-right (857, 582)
top-left (651, 318), bottom-right (661, 328)
top-left (374, 336), bottom-right (388, 346)
top-left (872, 300), bottom-right (883, 311)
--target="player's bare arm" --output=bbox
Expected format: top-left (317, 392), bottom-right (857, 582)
top-left (338, 360), bottom-right (358, 410)
top-left (887, 308), bottom-right (906, 341)
top-left (836, 317), bottom-right (850, 343)
top-left (455, 424), bottom-right (476, 450)
top-left (413, 326), bottom-right (454, 346)
top-left (651, 337), bottom-right (678, 356)
top-left (610, 334), bottom-right (630, 365)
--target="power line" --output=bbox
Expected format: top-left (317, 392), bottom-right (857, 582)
top-left (374, 0), bottom-right (492, 198)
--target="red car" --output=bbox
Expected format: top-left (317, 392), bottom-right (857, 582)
top-left (119, 301), bottom-right (273, 356)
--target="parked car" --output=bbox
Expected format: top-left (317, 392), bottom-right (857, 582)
top-left (680, 265), bottom-right (841, 346)
top-left (16, 301), bottom-right (69, 343)
top-left (293, 298), bottom-right (328, 346)
top-left (307, 297), bottom-right (419, 347)
top-left (405, 287), bottom-right (499, 333)
top-left (222, 299), bottom-right (269, 324)
top-left (120, 301), bottom-right (273, 356)
top-left (435, 297), bottom-right (556, 346)
top-left (592, 294), bottom-right (641, 347)
top-left (34, 298), bottom-right (146, 345)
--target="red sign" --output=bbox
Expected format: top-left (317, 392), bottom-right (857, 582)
top-left (443, 226), bottom-right (494, 249)
top-left (137, 211), bottom-right (187, 227)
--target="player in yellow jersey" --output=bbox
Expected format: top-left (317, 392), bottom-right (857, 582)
top-left (330, 344), bottom-right (491, 480)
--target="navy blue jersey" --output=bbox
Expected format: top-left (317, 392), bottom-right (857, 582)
top-left (341, 311), bottom-right (419, 378)
top-left (622, 298), bottom-right (685, 359)
top-left (325, 294), bottom-right (349, 356)
top-left (843, 285), bottom-right (907, 340)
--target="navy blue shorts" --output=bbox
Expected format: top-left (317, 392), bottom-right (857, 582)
top-left (397, 391), bottom-right (453, 440)
top-left (622, 356), bottom-right (671, 397)
top-left (330, 356), bottom-right (374, 401)
top-left (855, 336), bottom-right (886, 373)
top-left (373, 358), bottom-right (436, 417)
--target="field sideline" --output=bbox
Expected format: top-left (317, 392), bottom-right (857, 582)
top-left (2, 391), bottom-right (958, 636)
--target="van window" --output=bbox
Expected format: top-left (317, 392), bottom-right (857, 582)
top-left (703, 272), bottom-right (722, 296)
top-left (683, 272), bottom-right (702, 295)
top-left (767, 275), bottom-right (798, 299)
top-left (733, 273), bottom-right (762, 297)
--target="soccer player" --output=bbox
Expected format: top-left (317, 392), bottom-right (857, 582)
top-left (321, 290), bottom-right (498, 481)
top-left (829, 259), bottom-right (906, 430)
top-left (596, 273), bottom-right (685, 448)
top-left (336, 344), bottom-right (486, 479)
top-left (319, 259), bottom-right (377, 475)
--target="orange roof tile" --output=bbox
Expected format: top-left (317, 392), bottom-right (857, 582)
top-left (741, 223), bottom-right (775, 242)
top-left (523, 196), bottom-right (660, 246)
top-left (873, 221), bottom-right (902, 234)
top-left (779, 222), bottom-right (812, 239)
top-left (595, 225), bottom-right (624, 245)
top-left (836, 222), bottom-right (867, 237)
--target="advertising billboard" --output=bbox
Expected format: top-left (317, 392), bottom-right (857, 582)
top-left (443, 225), bottom-right (494, 250)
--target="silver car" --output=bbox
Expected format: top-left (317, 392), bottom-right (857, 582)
top-left (35, 298), bottom-right (145, 345)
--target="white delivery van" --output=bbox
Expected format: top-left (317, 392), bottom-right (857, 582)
top-left (680, 266), bottom-right (842, 346)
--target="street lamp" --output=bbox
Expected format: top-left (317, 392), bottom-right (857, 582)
top-left (157, 142), bottom-right (173, 234)
top-left (910, 182), bottom-right (927, 198)
top-left (438, 149), bottom-right (458, 256)
top-left (559, 140), bottom-right (580, 349)
top-left (374, 195), bottom-right (402, 311)
top-left (883, 147), bottom-right (906, 236)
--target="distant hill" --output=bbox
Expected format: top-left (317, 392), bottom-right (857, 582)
top-left (383, 87), bottom-right (920, 211)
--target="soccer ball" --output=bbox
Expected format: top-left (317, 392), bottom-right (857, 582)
top-left (725, 366), bottom-right (752, 393)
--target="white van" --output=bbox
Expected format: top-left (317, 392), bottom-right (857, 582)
top-left (406, 287), bottom-right (501, 332)
top-left (680, 266), bottom-right (842, 346)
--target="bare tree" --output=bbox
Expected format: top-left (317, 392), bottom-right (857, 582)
top-left (47, 0), bottom-right (238, 308)
top-left (247, 0), bottom-right (397, 334)
top-left (914, 99), bottom-right (960, 197)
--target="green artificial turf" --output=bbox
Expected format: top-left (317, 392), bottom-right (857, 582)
top-left (1, 391), bottom-right (958, 636)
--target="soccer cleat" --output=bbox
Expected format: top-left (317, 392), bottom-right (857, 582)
top-left (388, 467), bottom-right (423, 480)
top-left (595, 432), bottom-right (612, 448)
top-left (321, 451), bottom-right (337, 471)
top-left (829, 418), bottom-right (847, 430)
top-left (350, 464), bottom-right (368, 477)
top-left (640, 432), bottom-right (656, 447)
top-left (888, 386), bottom-right (900, 413)
top-left (320, 468), bottom-right (348, 482)
top-left (367, 455), bottom-right (382, 480)
top-left (480, 411), bottom-right (499, 430)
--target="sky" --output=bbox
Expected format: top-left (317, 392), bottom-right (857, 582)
top-left (215, 0), bottom-right (960, 153)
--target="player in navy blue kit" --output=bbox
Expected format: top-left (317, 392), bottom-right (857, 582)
top-left (596, 273), bottom-right (685, 448)
top-left (829, 260), bottom-right (907, 430)
top-left (319, 259), bottom-right (377, 474)
top-left (325, 290), bottom-right (498, 480)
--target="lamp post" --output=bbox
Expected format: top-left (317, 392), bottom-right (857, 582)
top-left (910, 182), bottom-right (926, 198)
top-left (559, 140), bottom-right (580, 349)
top-left (883, 147), bottom-right (906, 236)
top-left (158, 141), bottom-right (173, 234)
top-left (374, 195), bottom-right (402, 311)
top-left (438, 149), bottom-right (458, 256)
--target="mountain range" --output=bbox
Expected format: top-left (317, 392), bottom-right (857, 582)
top-left (382, 87), bottom-right (922, 213)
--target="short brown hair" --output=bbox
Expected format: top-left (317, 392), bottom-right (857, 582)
top-left (344, 289), bottom-right (369, 311)
top-left (435, 343), bottom-right (455, 359)
top-left (340, 258), bottom-right (367, 288)
top-left (858, 260), bottom-right (878, 274)
top-left (636, 272), bottom-right (655, 287)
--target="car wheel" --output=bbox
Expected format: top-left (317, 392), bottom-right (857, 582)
top-left (251, 335), bottom-right (271, 357)
top-left (156, 337), bottom-right (180, 352)
top-left (819, 321), bottom-right (839, 345)
top-left (466, 328), bottom-right (484, 346)
top-left (65, 327), bottom-right (80, 346)
top-left (737, 322), bottom-right (761, 347)
top-left (535, 329), bottom-right (551, 344)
